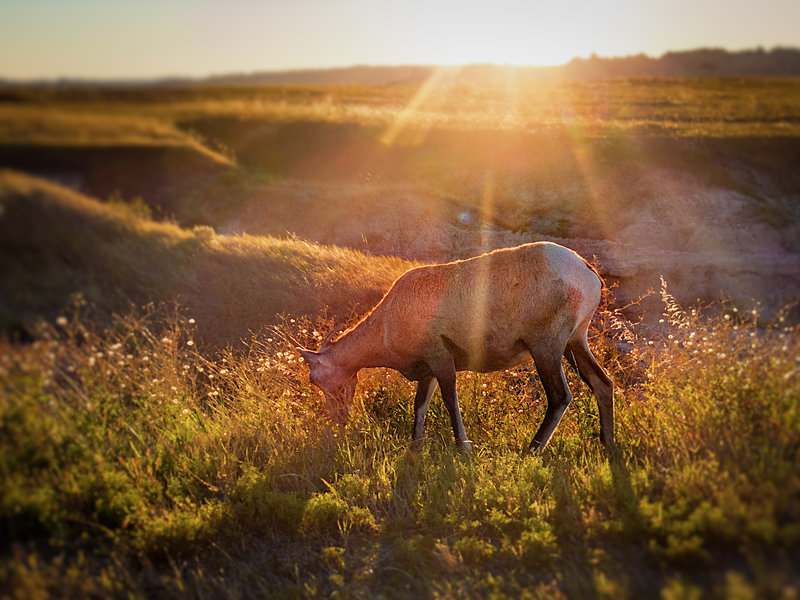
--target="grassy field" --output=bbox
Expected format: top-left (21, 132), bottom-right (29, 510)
top-left (1, 278), bottom-right (798, 598)
top-left (1, 78), bottom-right (800, 597)
top-left (3, 78), bottom-right (799, 138)
top-left (3, 78), bottom-right (799, 247)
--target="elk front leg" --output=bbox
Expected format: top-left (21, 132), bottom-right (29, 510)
top-left (412, 376), bottom-right (437, 444)
top-left (431, 356), bottom-right (472, 451)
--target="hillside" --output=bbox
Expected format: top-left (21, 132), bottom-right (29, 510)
top-left (1, 78), bottom-right (799, 327)
top-left (0, 170), bottom-right (412, 345)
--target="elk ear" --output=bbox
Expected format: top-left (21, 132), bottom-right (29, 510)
top-left (297, 348), bottom-right (320, 365)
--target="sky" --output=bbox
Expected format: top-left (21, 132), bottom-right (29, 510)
top-left (0, 0), bottom-right (799, 80)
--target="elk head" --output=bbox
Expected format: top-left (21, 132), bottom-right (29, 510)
top-left (297, 325), bottom-right (357, 425)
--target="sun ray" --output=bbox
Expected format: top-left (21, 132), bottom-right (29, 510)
top-left (467, 168), bottom-right (496, 366)
top-left (380, 65), bottom-right (460, 147)
top-left (561, 117), bottom-right (616, 242)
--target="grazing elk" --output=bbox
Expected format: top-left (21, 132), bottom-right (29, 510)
top-left (297, 242), bottom-right (614, 453)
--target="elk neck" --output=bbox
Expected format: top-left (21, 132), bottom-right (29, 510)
top-left (325, 310), bottom-right (391, 371)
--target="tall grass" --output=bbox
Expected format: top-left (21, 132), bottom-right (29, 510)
top-left (2, 281), bottom-right (798, 598)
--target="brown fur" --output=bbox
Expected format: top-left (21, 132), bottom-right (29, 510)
top-left (298, 242), bottom-right (614, 452)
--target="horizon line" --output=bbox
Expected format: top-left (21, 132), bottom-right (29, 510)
top-left (2, 45), bottom-right (798, 85)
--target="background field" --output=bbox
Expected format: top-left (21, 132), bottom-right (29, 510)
top-left (2, 78), bottom-right (799, 320)
top-left (1, 77), bottom-right (799, 598)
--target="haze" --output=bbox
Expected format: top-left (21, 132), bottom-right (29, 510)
top-left (1, 0), bottom-right (799, 81)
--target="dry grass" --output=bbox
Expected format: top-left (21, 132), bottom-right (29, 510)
top-left (0, 170), bottom-right (412, 346)
top-left (3, 78), bottom-right (799, 139)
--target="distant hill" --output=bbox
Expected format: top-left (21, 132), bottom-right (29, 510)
top-left (199, 47), bottom-right (800, 86)
top-left (2, 47), bottom-right (798, 88)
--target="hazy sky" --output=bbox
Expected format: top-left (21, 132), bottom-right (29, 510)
top-left (1, 0), bottom-right (799, 80)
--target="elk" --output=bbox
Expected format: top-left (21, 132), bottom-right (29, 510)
top-left (297, 242), bottom-right (614, 453)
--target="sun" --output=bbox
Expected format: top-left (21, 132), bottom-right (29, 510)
top-left (375, 2), bottom-right (612, 68)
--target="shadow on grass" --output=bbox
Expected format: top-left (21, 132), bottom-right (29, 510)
top-left (550, 462), bottom-right (597, 599)
top-left (608, 448), bottom-right (660, 598)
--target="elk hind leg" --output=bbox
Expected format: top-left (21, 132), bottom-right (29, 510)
top-left (566, 331), bottom-right (615, 447)
top-left (526, 345), bottom-right (572, 453)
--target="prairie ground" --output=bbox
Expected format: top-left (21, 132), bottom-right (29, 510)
top-left (1, 78), bottom-right (799, 598)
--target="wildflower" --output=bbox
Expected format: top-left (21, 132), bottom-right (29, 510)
top-left (161, 337), bottom-right (170, 343)
top-left (186, 340), bottom-right (194, 347)
top-left (724, 314), bottom-right (731, 320)
top-left (55, 316), bottom-right (68, 327)
top-left (189, 318), bottom-right (196, 324)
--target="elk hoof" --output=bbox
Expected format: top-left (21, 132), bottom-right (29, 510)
top-left (456, 440), bottom-right (473, 453)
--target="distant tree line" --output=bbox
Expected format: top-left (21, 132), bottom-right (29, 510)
top-left (198, 47), bottom-right (800, 86)
top-left (3, 47), bottom-right (799, 87)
